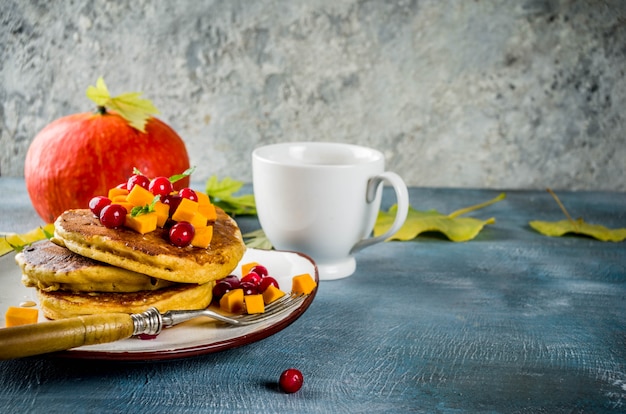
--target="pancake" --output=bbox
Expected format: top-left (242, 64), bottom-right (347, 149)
top-left (16, 240), bottom-right (175, 293)
top-left (37, 281), bottom-right (214, 319)
top-left (53, 207), bottom-right (246, 284)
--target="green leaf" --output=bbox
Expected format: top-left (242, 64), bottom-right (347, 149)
top-left (130, 195), bottom-right (160, 217)
top-left (0, 224), bottom-right (55, 255)
top-left (374, 193), bottom-right (505, 242)
top-left (529, 189), bottom-right (626, 242)
top-left (205, 176), bottom-right (257, 216)
top-left (169, 167), bottom-right (196, 183)
top-left (86, 77), bottom-right (159, 133)
top-left (242, 228), bottom-right (273, 250)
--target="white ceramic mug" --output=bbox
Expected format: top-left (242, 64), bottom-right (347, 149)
top-left (252, 142), bottom-right (409, 280)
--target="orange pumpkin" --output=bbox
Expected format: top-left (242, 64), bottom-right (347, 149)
top-left (25, 109), bottom-right (190, 223)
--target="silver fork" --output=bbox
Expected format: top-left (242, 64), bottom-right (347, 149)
top-left (135, 293), bottom-right (309, 335)
top-left (0, 293), bottom-right (310, 360)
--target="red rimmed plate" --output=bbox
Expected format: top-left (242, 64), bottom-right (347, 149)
top-left (0, 248), bottom-right (318, 361)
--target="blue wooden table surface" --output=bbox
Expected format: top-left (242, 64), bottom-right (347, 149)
top-left (0, 178), bottom-right (624, 413)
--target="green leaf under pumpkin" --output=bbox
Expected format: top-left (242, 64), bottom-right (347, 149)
top-left (0, 224), bottom-right (55, 256)
top-left (205, 176), bottom-right (257, 216)
top-left (529, 189), bottom-right (626, 242)
top-left (374, 193), bottom-right (506, 242)
top-left (86, 77), bottom-right (159, 133)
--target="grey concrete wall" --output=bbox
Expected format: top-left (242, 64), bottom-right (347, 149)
top-left (1, 0), bottom-right (625, 191)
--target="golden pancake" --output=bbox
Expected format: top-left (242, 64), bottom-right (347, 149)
top-left (53, 207), bottom-right (246, 284)
top-left (16, 240), bottom-right (175, 293)
top-left (37, 281), bottom-right (214, 320)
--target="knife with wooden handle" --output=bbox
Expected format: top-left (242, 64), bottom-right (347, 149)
top-left (0, 308), bottom-right (162, 360)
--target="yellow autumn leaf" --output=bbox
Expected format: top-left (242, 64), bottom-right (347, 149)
top-left (0, 224), bottom-right (55, 256)
top-left (86, 77), bottom-right (159, 133)
top-left (529, 219), bottom-right (626, 242)
top-left (374, 193), bottom-right (505, 242)
top-left (529, 189), bottom-right (626, 242)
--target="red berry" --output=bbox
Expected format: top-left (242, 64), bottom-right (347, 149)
top-left (250, 265), bottom-right (268, 277)
top-left (223, 275), bottom-right (241, 289)
top-left (115, 182), bottom-right (128, 190)
top-left (127, 174), bottom-right (150, 191)
top-left (241, 272), bottom-right (262, 286)
top-left (149, 176), bottom-right (174, 197)
top-left (212, 280), bottom-right (233, 300)
top-left (162, 194), bottom-right (182, 217)
top-left (279, 368), bottom-right (303, 393)
top-left (169, 222), bottom-right (195, 247)
top-left (89, 196), bottom-right (111, 217)
top-left (179, 187), bottom-right (198, 202)
top-left (240, 281), bottom-right (259, 295)
top-left (99, 204), bottom-right (127, 228)
top-left (259, 276), bottom-right (280, 292)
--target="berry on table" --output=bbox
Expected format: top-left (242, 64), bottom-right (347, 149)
top-left (279, 368), bottom-right (303, 393)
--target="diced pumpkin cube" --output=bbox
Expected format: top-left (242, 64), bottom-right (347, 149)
top-left (171, 198), bottom-right (199, 222)
top-left (191, 225), bottom-right (213, 248)
top-left (112, 201), bottom-right (134, 213)
top-left (127, 185), bottom-right (155, 207)
top-left (241, 262), bottom-right (259, 276)
top-left (189, 212), bottom-right (208, 229)
top-left (220, 288), bottom-right (244, 313)
top-left (112, 194), bottom-right (128, 203)
top-left (262, 285), bottom-right (286, 304)
top-left (292, 273), bottom-right (317, 295)
top-left (195, 191), bottom-right (212, 207)
top-left (5, 306), bottom-right (38, 327)
top-left (153, 201), bottom-right (170, 227)
top-left (198, 203), bottom-right (217, 222)
top-left (245, 294), bottom-right (265, 314)
top-left (108, 187), bottom-right (129, 200)
top-left (124, 212), bottom-right (158, 234)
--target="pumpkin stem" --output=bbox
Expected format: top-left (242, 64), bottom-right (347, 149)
top-left (96, 106), bottom-right (107, 115)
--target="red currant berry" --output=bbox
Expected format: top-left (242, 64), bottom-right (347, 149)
top-left (99, 204), bottom-right (127, 228)
top-left (89, 196), bottom-right (111, 217)
top-left (241, 272), bottom-right (262, 286)
top-left (169, 222), bottom-right (195, 247)
top-left (115, 182), bottom-right (128, 190)
top-left (279, 368), bottom-right (303, 393)
top-left (212, 280), bottom-right (233, 300)
top-left (223, 275), bottom-right (241, 289)
top-left (240, 281), bottom-right (259, 295)
top-left (127, 174), bottom-right (150, 191)
top-left (149, 176), bottom-right (174, 197)
top-left (179, 187), bottom-right (198, 202)
top-left (250, 265), bottom-right (268, 277)
top-left (259, 276), bottom-right (280, 292)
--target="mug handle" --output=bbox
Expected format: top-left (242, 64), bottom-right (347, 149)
top-left (350, 171), bottom-right (409, 254)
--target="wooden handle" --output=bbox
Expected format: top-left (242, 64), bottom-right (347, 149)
top-left (0, 313), bottom-right (134, 360)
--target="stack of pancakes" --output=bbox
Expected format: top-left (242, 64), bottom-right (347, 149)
top-left (16, 208), bottom-right (246, 319)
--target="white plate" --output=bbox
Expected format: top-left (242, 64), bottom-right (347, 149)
top-left (0, 248), bottom-right (318, 360)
